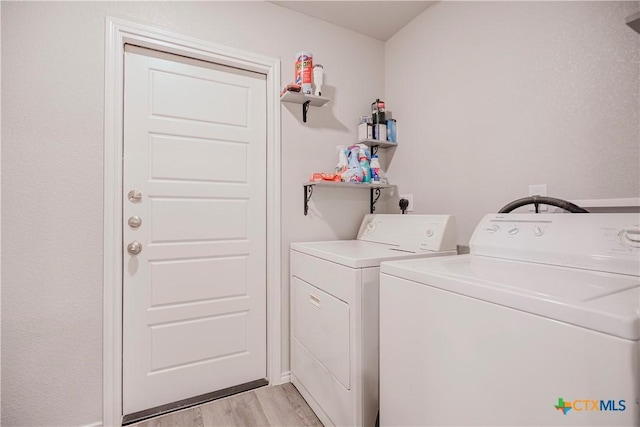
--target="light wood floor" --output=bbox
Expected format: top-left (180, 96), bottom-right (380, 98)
top-left (131, 383), bottom-right (323, 427)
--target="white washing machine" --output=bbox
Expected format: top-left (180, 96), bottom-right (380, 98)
top-left (380, 213), bottom-right (640, 426)
top-left (290, 214), bottom-right (457, 427)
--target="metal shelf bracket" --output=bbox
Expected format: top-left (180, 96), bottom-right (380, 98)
top-left (370, 187), bottom-right (382, 213)
top-left (302, 100), bottom-right (311, 123)
top-left (304, 184), bottom-right (313, 215)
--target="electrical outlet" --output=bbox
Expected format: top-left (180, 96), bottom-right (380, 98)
top-left (400, 193), bottom-right (414, 212)
top-left (528, 184), bottom-right (548, 211)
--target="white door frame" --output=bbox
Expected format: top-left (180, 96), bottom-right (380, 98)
top-left (103, 17), bottom-right (281, 427)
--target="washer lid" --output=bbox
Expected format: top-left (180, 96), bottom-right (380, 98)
top-left (291, 240), bottom-right (455, 268)
top-left (381, 255), bottom-right (640, 340)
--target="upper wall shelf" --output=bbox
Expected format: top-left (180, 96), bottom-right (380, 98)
top-left (280, 92), bottom-right (330, 123)
top-left (358, 138), bottom-right (397, 154)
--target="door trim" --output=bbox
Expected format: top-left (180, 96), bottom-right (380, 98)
top-left (103, 17), bottom-right (282, 427)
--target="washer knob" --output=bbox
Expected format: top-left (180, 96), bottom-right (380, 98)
top-left (485, 225), bottom-right (500, 234)
top-left (366, 221), bottom-right (377, 233)
top-left (508, 227), bottom-right (519, 236)
top-left (619, 226), bottom-right (640, 248)
top-left (533, 225), bottom-right (544, 236)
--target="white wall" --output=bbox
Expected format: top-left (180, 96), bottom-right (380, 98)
top-left (385, 1), bottom-right (640, 244)
top-left (1, 2), bottom-right (384, 425)
top-left (6, 1), bottom-right (638, 425)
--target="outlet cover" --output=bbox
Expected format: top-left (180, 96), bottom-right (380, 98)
top-left (399, 194), bottom-right (414, 212)
top-left (528, 184), bottom-right (548, 211)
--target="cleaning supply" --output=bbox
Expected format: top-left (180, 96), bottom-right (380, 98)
top-left (335, 145), bottom-right (349, 180)
top-left (371, 99), bottom-right (386, 124)
top-left (373, 123), bottom-right (387, 141)
top-left (343, 145), bottom-right (363, 183)
top-left (386, 119), bottom-right (397, 142)
top-left (358, 149), bottom-right (371, 182)
top-left (310, 173), bottom-right (340, 182)
top-left (370, 155), bottom-right (381, 183)
top-left (313, 64), bottom-right (324, 96)
top-left (295, 51), bottom-right (313, 94)
top-left (357, 145), bottom-right (371, 183)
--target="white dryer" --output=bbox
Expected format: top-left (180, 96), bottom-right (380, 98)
top-left (290, 214), bottom-right (457, 427)
top-left (380, 213), bottom-right (640, 426)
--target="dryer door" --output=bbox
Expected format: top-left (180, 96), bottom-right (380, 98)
top-left (292, 277), bottom-right (350, 389)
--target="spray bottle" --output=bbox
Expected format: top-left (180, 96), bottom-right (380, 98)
top-left (343, 145), bottom-right (363, 183)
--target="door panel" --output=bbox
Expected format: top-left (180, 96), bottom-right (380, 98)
top-left (149, 69), bottom-right (250, 126)
top-left (149, 312), bottom-right (249, 371)
top-left (122, 46), bottom-right (267, 415)
top-left (150, 256), bottom-right (248, 306)
top-left (150, 135), bottom-right (248, 182)
top-left (149, 198), bottom-right (248, 242)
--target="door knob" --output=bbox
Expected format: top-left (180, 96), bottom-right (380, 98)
top-left (127, 241), bottom-right (142, 255)
top-left (128, 216), bottom-right (142, 228)
top-left (128, 190), bottom-right (142, 203)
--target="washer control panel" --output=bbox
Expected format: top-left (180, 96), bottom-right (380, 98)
top-left (470, 213), bottom-right (640, 276)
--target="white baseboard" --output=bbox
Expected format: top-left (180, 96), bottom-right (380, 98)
top-left (279, 371), bottom-right (291, 384)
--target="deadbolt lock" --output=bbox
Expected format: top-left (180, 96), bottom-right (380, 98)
top-left (128, 190), bottom-right (142, 203)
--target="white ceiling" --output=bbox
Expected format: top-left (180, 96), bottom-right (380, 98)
top-left (269, 1), bottom-right (436, 41)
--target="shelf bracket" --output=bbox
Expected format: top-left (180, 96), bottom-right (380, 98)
top-left (371, 145), bottom-right (379, 156)
top-left (302, 100), bottom-right (311, 123)
top-left (370, 187), bottom-right (382, 213)
top-left (304, 184), bottom-right (313, 215)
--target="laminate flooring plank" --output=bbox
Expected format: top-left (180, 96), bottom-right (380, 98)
top-left (199, 395), bottom-right (237, 426)
top-left (134, 406), bottom-right (204, 427)
top-left (130, 384), bottom-right (322, 427)
top-left (201, 390), bottom-right (270, 427)
top-left (255, 384), bottom-right (323, 427)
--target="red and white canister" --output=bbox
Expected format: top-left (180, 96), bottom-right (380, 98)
top-left (295, 51), bottom-right (313, 94)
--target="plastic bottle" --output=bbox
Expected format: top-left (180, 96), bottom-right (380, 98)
top-left (370, 155), bottom-right (381, 184)
top-left (371, 99), bottom-right (386, 124)
top-left (335, 145), bottom-right (348, 180)
top-left (343, 146), bottom-right (363, 182)
top-left (295, 51), bottom-right (313, 94)
top-left (359, 147), bottom-right (371, 183)
top-left (386, 119), bottom-right (397, 143)
top-left (313, 64), bottom-right (324, 96)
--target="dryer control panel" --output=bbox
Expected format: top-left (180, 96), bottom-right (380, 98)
top-left (357, 214), bottom-right (457, 253)
top-left (470, 213), bottom-right (640, 276)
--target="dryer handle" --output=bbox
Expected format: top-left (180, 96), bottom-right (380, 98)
top-left (309, 294), bottom-right (321, 308)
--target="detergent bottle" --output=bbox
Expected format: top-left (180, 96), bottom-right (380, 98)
top-left (343, 145), bottom-right (363, 183)
top-left (370, 155), bottom-right (381, 183)
top-left (358, 146), bottom-right (371, 183)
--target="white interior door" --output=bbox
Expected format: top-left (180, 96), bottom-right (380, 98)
top-left (122, 46), bottom-right (267, 415)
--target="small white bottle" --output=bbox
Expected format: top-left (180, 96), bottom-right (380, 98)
top-left (370, 155), bottom-right (381, 184)
top-left (313, 64), bottom-right (324, 96)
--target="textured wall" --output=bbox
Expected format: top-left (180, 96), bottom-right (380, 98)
top-left (1, 2), bottom-right (384, 425)
top-left (385, 1), bottom-right (640, 243)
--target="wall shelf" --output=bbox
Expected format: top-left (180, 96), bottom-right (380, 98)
top-left (302, 181), bottom-right (393, 216)
top-left (569, 197), bottom-right (640, 208)
top-left (357, 138), bottom-right (398, 155)
top-left (281, 92), bottom-right (330, 123)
